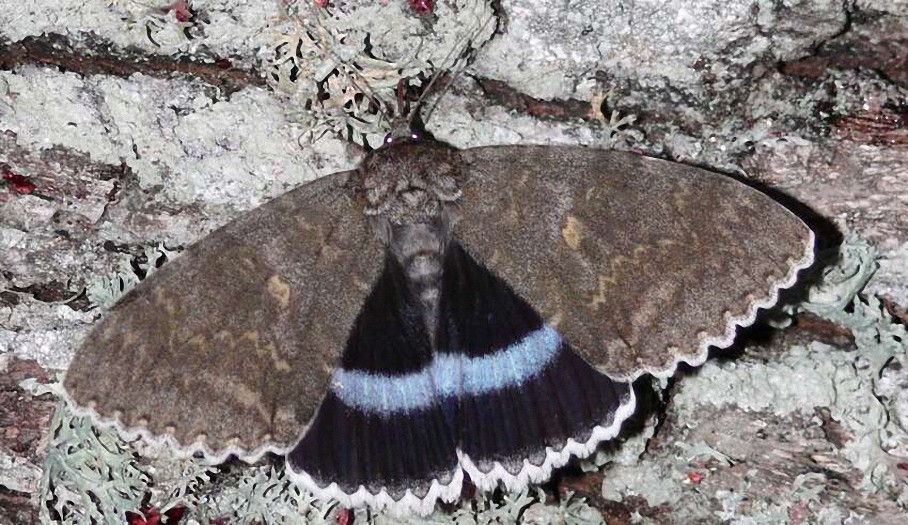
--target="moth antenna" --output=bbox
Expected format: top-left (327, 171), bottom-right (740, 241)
top-left (376, 37), bottom-right (429, 137)
top-left (349, 35), bottom-right (426, 125)
top-left (396, 77), bottom-right (410, 118)
top-left (418, 12), bottom-right (498, 125)
top-left (295, 7), bottom-right (393, 131)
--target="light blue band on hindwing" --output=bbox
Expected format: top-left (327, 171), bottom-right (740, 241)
top-left (329, 326), bottom-right (562, 414)
top-left (330, 366), bottom-right (437, 414)
top-left (432, 325), bottom-right (562, 398)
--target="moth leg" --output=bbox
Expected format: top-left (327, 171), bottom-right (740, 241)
top-left (438, 243), bottom-right (636, 492)
top-left (286, 256), bottom-right (461, 515)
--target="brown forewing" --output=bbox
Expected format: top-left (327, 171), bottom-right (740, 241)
top-left (454, 146), bottom-right (814, 380)
top-left (64, 170), bottom-right (384, 456)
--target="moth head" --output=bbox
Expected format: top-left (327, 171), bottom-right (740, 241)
top-left (381, 126), bottom-right (427, 147)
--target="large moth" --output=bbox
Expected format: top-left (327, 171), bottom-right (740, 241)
top-left (63, 118), bottom-right (815, 515)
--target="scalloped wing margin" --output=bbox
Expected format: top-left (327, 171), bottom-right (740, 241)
top-left (63, 170), bottom-right (384, 460)
top-left (454, 146), bottom-right (817, 381)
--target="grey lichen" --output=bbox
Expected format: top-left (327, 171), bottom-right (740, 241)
top-left (108, 0), bottom-right (203, 49)
top-left (598, 109), bottom-right (643, 150)
top-left (265, 0), bottom-right (495, 148)
top-left (85, 244), bottom-right (176, 309)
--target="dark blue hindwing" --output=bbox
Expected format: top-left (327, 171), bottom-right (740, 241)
top-left (287, 243), bottom-right (634, 512)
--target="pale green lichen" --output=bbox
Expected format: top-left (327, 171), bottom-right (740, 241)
top-left (710, 471), bottom-right (850, 525)
top-left (86, 243), bottom-right (176, 308)
top-left (658, 236), bottom-right (907, 516)
top-left (796, 237), bottom-right (908, 492)
top-left (39, 400), bottom-right (150, 524)
top-left (678, 441), bottom-right (735, 468)
top-left (107, 0), bottom-right (204, 49)
top-left (798, 236), bottom-right (879, 321)
top-left (510, 491), bottom-right (602, 525)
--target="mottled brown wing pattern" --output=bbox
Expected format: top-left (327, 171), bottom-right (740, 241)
top-left (63, 171), bottom-right (384, 460)
top-left (455, 146), bottom-right (815, 380)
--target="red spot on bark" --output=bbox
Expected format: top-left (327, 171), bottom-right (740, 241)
top-left (166, 0), bottom-right (192, 22)
top-left (686, 471), bottom-right (705, 484)
top-left (409, 0), bottom-right (434, 14)
top-left (334, 508), bottom-right (352, 525)
top-left (2, 170), bottom-right (37, 194)
top-left (215, 58), bottom-right (232, 69)
top-left (125, 506), bottom-right (186, 525)
top-left (164, 507), bottom-right (186, 523)
top-left (126, 508), bottom-right (160, 525)
top-left (789, 500), bottom-right (809, 524)
top-left (315, 0), bottom-right (329, 7)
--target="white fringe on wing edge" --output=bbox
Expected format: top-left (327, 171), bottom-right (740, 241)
top-left (56, 384), bottom-right (292, 464)
top-left (285, 460), bottom-right (465, 516)
top-left (458, 387), bottom-right (637, 492)
top-left (623, 228), bottom-right (817, 382)
top-left (285, 387), bottom-right (636, 515)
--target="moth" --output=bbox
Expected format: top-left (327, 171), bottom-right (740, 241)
top-left (63, 118), bottom-right (815, 515)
